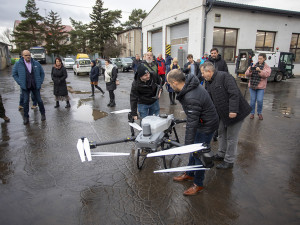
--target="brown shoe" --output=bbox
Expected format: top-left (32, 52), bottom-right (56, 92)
top-left (183, 184), bottom-right (204, 196)
top-left (250, 114), bottom-right (254, 119)
top-left (18, 105), bottom-right (23, 110)
top-left (173, 172), bottom-right (194, 182)
top-left (258, 114), bottom-right (263, 120)
top-left (31, 105), bottom-right (38, 109)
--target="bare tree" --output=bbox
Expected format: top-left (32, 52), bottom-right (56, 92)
top-left (0, 28), bottom-right (12, 44)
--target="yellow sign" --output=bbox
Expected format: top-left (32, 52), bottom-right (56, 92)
top-left (147, 47), bottom-right (152, 52)
top-left (166, 44), bottom-right (171, 55)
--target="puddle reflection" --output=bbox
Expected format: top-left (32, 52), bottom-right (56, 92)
top-left (73, 104), bottom-right (108, 122)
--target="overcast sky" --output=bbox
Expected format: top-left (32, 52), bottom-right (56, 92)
top-left (1, 0), bottom-right (300, 32)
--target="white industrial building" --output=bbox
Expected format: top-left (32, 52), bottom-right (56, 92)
top-left (142, 0), bottom-right (300, 75)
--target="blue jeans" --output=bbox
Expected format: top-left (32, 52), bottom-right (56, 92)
top-left (186, 130), bottom-right (214, 187)
top-left (249, 88), bottom-right (264, 114)
top-left (138, 100), bottom-right (160, 119)
top-left (22, 88), bottom-right (45, 118)
top-left (20, 89), bottom-right (37, 107)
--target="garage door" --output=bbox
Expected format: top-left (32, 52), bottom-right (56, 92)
top-left (151, 30), bottom-right (162, 58)
top-left (170, 22), bottom-right (189, 68)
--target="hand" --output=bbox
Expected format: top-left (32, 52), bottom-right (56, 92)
top-left (247, 66), bottom-right (251, 71)
top-left (188, 65), bottom-right (191, 69)
top-left (229, 112), bottom-right (237, 118)
top-left (157, 89), bottom-right (162, 99)
top-left (256, 67), bottom-right (261, 72)
top-left (133, 116), bottom-right (138, 120)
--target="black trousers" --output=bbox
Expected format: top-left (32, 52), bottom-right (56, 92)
top-left (0, 94), bottom-right (6, 118)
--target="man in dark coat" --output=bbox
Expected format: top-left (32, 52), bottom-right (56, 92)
top-left (130, 64), bottom-right (161, 120)
top-left (183, 54), bottom-right (203, 82)
top-left (132, 54), bottom-right (142, 74)
top-left (207, 47), bottom-right (228, 72)
top-left (207, 47), bottom-right (228, 141)
top-left (12, 50), bottom-right (46, 125)
top-left (202, 62), bottom-right (251, 169)
top-left (167, 69), bottom-right (219, 196)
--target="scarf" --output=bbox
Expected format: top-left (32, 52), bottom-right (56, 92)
top-left (250, 62), bottom-right (264, 89)
top-left (54, 64), bottom-right (62, 69)
top-left (105, 64), bottom-right (113, 82)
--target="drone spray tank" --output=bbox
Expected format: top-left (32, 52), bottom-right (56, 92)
top-left (135, 115), bottom-right (174, 151)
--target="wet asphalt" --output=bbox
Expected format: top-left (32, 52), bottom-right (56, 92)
top-left (0, 64), bottom-right (300, 225)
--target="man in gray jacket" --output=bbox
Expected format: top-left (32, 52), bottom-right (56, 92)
top-left (202, 62), bottom-right (251, 169)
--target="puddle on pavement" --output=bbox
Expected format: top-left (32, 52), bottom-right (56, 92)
top-left (67, 86), bottom-right (91, 94)
top-left (72, 104), bottom-right (108, 122)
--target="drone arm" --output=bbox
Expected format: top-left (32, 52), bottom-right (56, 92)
top-left (162, 138), bottom-right (183, 148)
top-left (90, 137), bottom-right (136, 148)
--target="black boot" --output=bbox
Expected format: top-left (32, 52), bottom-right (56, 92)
top-left (54, 101), bottom-right (60, 108)
top-left (90, 85), bottom-right (95, 97)
top-left (107, 100), bottom-right (112, 107)
top-left (65, 101), bottom-right (71, 108)
top-left (110, 100), bottom-right (116, 107)
top-left (169, 92), bottom-right (174, 105)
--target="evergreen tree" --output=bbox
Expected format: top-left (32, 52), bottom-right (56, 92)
top-left (122, 9), bottom-right (147, 29)
top-left (13, 0), bottom-right (44, 51)
top-left (69, 18), bottom-right (90, 54)
top-left (89, 0), bottom-right (122, 56)
top-left (44, 10), bottom-right (69, 56)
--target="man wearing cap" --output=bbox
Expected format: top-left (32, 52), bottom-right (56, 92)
top-left (130, 64), bottom-right (162, 120)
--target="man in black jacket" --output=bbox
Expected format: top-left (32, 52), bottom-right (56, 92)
top-left (202, 62), bottom-right (251, 169)
top-left (207, 47), bottom-right (228, 72)
top-left (183, 54), bottom-right (202, 82)
top-left (130, 64), bottom-right (161, 120)
top-left (132, 54), bottom-right (142, 74)
top-left (167, 69), bottom-right (219, 196)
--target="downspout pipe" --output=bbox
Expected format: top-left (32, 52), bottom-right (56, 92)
top-left (202, 0), bottom-right (214, 55)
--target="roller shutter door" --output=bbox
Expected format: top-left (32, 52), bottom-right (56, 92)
top-left (170, 22), bottom-right (189, 68)
top-left (151, 30), bottom-right (162, 57)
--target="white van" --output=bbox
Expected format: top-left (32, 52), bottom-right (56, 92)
top-left (73, 58), bottom-right (91, 75)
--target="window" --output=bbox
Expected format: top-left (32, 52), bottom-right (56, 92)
top-left (213, 27), bottom-right (238, 63)
top-left (290, 33), bottom-right (300, 63)
top-left (255, 31), bottom-right (276, 51)
top-left (215, 14), bottom-right (221, 22)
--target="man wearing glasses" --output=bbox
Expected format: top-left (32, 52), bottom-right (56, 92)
top-left (12, 50), bottom-right (46, 125)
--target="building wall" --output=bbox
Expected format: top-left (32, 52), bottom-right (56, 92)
top-left (142, 0), bottom-right (300, 75)
top-left (206, 7), bottom-right (300, 75)
top-left (142, 0), bottom-right (204, 59)
top-left (118, 29), bottom-right (142, 57)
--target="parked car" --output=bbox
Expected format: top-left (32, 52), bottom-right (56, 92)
top-left (112, 57), bottom-right (133, 72)
top-left (96, 58), bottom-right (118, 75)
top-left (62, 58), bottom-right (75, 69)
top-left (73, 58), bottom-right (91, 75)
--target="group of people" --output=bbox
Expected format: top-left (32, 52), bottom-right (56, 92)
top-left (2, 47), bottom-right (271, 197)
top-left (129, 48), bottom-right (271, 196)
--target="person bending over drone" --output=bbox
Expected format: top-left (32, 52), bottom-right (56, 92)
top-left (167, 69), bottom-right (219, 196)
top-left (130, 64), bottom-right (162, 120)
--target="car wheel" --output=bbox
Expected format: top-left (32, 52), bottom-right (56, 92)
top-left (274, 72), bottom-right (283, 82)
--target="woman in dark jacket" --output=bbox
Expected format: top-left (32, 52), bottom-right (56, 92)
top-left (90, 60), bottom-right (105, 97)
top-left (51, 57), bottom-right (70, 108)
top-left (104, 59), bottom-right (118, 107)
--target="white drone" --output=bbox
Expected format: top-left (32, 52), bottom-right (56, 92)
top-left (77, 109), bottom-right (214, 173)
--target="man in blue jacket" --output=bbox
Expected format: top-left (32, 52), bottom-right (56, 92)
top-left (12, 50), bottom-right (46, 125)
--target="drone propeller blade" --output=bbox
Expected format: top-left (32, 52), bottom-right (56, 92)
top-left (77, 139), bottom-right (86, 162)
top-left (129, 122), bottom-right (142, 131)
top-left (147, 143), bottom-right (205, 158)
top-left (111, 109), bottom-right (131, 114)
top-left (91, 152), bottom-right (130, 156)
top-left (83, 138), bottom-right (92, 161)
top-left (154, 165), bottom-right (210, 173)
